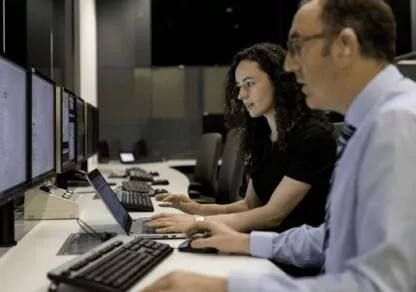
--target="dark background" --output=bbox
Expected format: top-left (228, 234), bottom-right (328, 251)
top-left (151, 0), bottom-right (412, 66)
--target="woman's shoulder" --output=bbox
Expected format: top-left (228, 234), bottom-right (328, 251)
top-left (290, 116), bottom-right (336, 145)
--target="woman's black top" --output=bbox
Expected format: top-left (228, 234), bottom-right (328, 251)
top-left (251, 117), bottom-right (337, 233)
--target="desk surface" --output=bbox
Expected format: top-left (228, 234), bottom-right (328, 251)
top-left (0, 162), bottom-right (282, 292)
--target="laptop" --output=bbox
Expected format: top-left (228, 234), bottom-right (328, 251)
top-left (86, 168), bottom-right (186, 239)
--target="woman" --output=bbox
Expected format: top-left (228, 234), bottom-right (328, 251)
top-left (147, 43), bottom-right (336, 234)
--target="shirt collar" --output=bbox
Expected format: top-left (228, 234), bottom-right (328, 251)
top-left (345, 64), bottom-right (403, 128)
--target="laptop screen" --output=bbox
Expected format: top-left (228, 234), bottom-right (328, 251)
top-left (86, 169), bottom-right (131, 234)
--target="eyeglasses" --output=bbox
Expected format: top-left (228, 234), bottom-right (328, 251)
top-left (286, 33), bottom-right (327, 56)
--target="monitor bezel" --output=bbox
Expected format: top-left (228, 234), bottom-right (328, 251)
top-left (75, 95), bottom-right (87, 164)
top-left (29, 68), bottom-right (57, 186)
top-left (61, 87), bottom-right (77, 173)
top-left (0, 54), bottom-right (30, 206)
top-left (86, 103), bottom-right (95, 158)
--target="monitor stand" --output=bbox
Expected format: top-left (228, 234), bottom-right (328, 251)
top-left (0, 200), bottom-right (17, 247)
top-left (24, 185), bottom-right (80, 220)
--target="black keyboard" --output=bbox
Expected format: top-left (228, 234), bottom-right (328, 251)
top-left (120, 191), bottom-right (154, 212)
top-left (129, 171), bottom-right (154, 182)
top-left (126, 167), bottom-right (147, 174)
top-left (122, 181), bottom-right (153, 193)
top-left (47, 235), bottom-right (173, 292)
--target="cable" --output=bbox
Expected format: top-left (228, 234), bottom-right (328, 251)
top-left (75, 218), bottom-right (107, 241)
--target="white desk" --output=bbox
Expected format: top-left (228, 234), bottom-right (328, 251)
top-left (0, 162), bottom-right (283, 292)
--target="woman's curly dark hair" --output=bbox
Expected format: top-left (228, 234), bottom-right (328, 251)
top-left (224, 43), bottom-right (332, 173)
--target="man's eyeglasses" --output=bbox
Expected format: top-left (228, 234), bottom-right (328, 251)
top-left (286, 33), bottom-right (327, 56)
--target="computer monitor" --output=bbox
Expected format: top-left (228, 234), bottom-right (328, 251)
top-left (86, 103), bottom-right (95, 158)
top-left (0, 55), bottom-right (29, 205)
top-left (56, 87), bottom-right (76, 173)
top-left (76, 96), bottom-right (86, 163)
top-left (397, 60), bottom-right (416, 81)
top-left (30, 70), bottom-right (56, 185)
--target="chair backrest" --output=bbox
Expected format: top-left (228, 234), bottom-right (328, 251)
top-left (216, 129), bottom-right (245, 204)
top-left (332, 122), bottom-right (344, 141)
top-left (98, 140), bottom-right (110, 162)
top-left (193, 133), bottom-right (223, 195)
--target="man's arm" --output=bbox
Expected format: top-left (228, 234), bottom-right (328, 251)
top-left (249, 224), bottom-right (325, 267)
top-left (207, 177), bottom-right (311, 232)
top-left (229, 224), bottom-right (416, 292)
top-left (230, 105), bottom-right (416, 292)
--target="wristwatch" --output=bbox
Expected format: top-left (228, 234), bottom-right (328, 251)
top-left (194, 215), bottom-right (206, 222)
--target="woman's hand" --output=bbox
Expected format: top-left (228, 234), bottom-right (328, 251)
top-left (147, 213), bottom-right (196, 233)
top-left (155, 193), bottom-right (200, 215)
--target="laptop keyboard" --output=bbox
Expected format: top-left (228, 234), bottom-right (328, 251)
top-left (139, 219), bottom-right (156, 234)
top-left (47, 235), bottom-right (173, 292)
top-left (120, 191), bottom-right (154, 212)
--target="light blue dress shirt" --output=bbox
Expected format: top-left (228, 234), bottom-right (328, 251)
top-left (228, 65), bottom-right (416, 292)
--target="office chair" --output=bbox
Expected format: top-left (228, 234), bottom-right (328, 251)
top-left (192, 130), bottom-right (245, 205)
top-left (98, 140), bottom-right (110, 163)
top-left (332, 122), bottom-right (344, 140)
top-left (214, 129), bottom-right (245, 204)
top-left (188, 133), bottom-right (223, 203)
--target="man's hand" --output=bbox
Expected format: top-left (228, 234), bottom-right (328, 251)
top-left (147, 213), bottom-right (195, 233)
top-left (155, 193), bottom-right (200, 215)
top-left (186, 220), bottom-right (250, 254)
top-left (141, 271), bottom-right (227, 292)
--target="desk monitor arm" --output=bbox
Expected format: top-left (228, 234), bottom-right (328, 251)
top-left (0, 200), bottom-right (17, 247)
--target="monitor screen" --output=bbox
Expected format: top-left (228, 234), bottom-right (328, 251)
top-left (76, 97), bottom-right (86, 162)
top-left (87, 104), bottom-right (94, 157)
top-left (397, 61), bottom-right (416, 82)
top-left (86, 169), bottom-right (130, 233)
top-left (62, 90), bottom-right (76, 168)
top-left (0, 57), bottom-right (28, 196)
top-left (31, 74), bottom-right (55, 180)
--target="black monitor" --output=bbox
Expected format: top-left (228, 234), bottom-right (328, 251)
top-left (30, 70), bottom-right (56, 185)
top-left (0, 55), bottom-right (29, 205)
top-left (86, 103), bottom-right (95, 158)
top-left (60, 88), bottom-right (76, 172)
top-left (76, 96), bottom-right (86, 163)
top-left (397, 60), bottom-right (416, 81)
top-left (0, 55), bottom-right (29, 247)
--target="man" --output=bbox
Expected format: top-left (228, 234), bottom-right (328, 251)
top-left (142, 0), bottom-right (416, 291)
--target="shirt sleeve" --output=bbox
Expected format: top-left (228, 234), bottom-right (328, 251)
top-left (286, 122), bottom-right (337, 184)
top-left (249, 224), bottom-right (325, 267)
top-left (228, 224), bottom-right (416, 292)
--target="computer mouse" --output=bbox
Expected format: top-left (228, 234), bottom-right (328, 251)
top-left (178, 239), bottom-right (218, 254)
top-left (151, 179), bottom-right (169, 186)
top-left (154, 188), bottom-right (168, 195)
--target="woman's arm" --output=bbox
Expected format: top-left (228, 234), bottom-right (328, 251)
top-left (207, 176), bottom-right (311, 232)
top-left (196, 180), bottom-right (262, 215)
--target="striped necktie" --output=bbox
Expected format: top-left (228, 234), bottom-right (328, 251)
top-left (322, 122), bottom-right (356, 270)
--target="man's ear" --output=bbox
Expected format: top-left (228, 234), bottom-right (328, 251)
top-left (332, 28), bottom-right (359, 67)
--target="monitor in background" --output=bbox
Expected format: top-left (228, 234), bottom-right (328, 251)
top-left (60, 89), bottom-right (76, 172)
top-left (76, 96), bottom-right (86, 163)
top-left (0, 55), bottom-right (29, 204)
top-left (86, 103), bottom-right (94, 158)
top-left (397, 60), bottom-right (416, 81)
top-left (93, 107), bottom-right (99, 155)
top-left (30, 70), bottom-right (56, 184)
